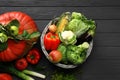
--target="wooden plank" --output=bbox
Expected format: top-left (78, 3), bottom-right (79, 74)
top-left (0, 7), bottom-right (120, 20)
top-left (0, 0), bottom-right (120, 7)
top-left (35, 20), bottom-right (120, 33)
top-left (94, 33), bottom-right (120, 47)
top-left (95, 20), bottom-right (120, 33)
top-left (0, 7), bottom-right (120, 19)
top-left (90, 47), bottom-right (120, 59)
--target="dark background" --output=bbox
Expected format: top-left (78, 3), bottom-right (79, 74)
top-left (0, 0), bottom-right (120, 80)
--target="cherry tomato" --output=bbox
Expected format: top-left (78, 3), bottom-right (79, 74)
top-left (26, 48), bottom-right (41, 65)
top-left (15, 58), bottom-right (28, 71)
top-left (0, 73), bottom-right (13, 80)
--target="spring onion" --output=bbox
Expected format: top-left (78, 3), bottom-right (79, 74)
top-left (23, 69), bottom-right (46, 79)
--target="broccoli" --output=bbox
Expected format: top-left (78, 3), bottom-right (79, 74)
top-left (66, 42), bottom-right (90, 64)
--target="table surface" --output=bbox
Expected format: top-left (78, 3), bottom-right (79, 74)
top-left (1, 0), bottom-right (120, 80)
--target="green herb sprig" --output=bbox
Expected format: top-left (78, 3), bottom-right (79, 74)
top-left (51, 71), bottom-right (76, 80)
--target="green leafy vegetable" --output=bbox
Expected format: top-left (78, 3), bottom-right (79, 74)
top-left (66, 19), bottom-right (89, 37)
top-left (29, 31), bottom-right (40, 39)
top-left (51, 72), bottom-right (76, 80)
top-left (65, 12), bottom-right (96, 38)
top-left (17, 30), bottom-right (40, 40)
top-left (71, 12), bottom-right (82, 19)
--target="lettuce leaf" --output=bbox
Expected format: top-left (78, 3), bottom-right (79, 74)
top-left (65, 12), bottom-right (96, 38)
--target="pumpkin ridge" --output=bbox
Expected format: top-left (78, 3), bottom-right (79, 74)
top-left (4, 47), bottom-right (17, 62)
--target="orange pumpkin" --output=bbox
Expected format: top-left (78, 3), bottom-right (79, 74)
top-left (0, 11), bottom-right (39, 62)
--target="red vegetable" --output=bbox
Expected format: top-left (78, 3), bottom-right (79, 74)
top-left (26, 48), bottom-right (41, 65)
top-left (0, 11), bottom-right (39, 62)
top-left (49, 50), bottom-right (62, 63)
top-left (0, 39), bottom-right (26, 62)
top-left (0, 73), bottom-right (13, 80)
top-left (0, 11), bottom-right (38, 34)
top-left (15, 58), bottom-right (28, 71)
top-left (44, 32), bottom-right (60, 50)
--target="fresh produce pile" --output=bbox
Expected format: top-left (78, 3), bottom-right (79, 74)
top-left (43, 12), bottom-right (96, 65)
top-left (0, 11), bottom-right (46, 80)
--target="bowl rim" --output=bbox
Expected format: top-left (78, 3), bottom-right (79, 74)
top-left (41, 20), bottom-right (93, 69)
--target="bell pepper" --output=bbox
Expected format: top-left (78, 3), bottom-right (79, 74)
top-left (26, 48), bottom-right (41, 65)
top-left (44, 32), bottom-right (60, 50)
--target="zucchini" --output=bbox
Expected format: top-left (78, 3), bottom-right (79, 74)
top-left (56, 12), bottom-right (71, 34)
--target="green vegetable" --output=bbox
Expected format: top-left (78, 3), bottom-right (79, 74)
top-left (10, 25), bottom-right (19, 36)
top-left (65, 12), bottom-right (96, 38)
top-left (66, 42), bottom-right (90, 64)
top-left (0, 63), bottom-right (46, 80)
top-left (51, 72), bottom-right (76, 80)
top-left (67, 50), bottom-right (84, 64)
top-left (59, 30), bottom-right (77, 45)
top-left (78, 42), bottom-right (90, 49)
top-left (66, 19), bottom-right (89, 37)
top-left (5, 19), bottom-right (20, 37)
top-left (29, 31), bottom-right (40, 39)
top-left (0, 19), bottom-right (19, 41)
top-left (57, 44), bottom-right (67, 64)
top-left (17, 30), bottom-right (40, 40)
top-left (0, 33), bottom-right (8, 43)
top-left (8, 68), bottom-right (34, 80)
top-left (23, 70), bottom-right (46, 79)
top-left (71, 12), bottom-right (82, 19)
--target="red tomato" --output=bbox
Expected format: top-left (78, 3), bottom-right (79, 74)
top-left (0, 73), bottom-right (13, 80)
top-left (49, 50), bottom-right (62, 63)
top-left (15, 58), bottom-right (28, 71)
top-left (26, 48), bottom-right (41, 65)
top-left (0, 11), bottom-right (39, 62)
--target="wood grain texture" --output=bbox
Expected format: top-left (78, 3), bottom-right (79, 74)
top-left (0, 7), bottom-right (120, 20)
top-left (0, 0), bottom-right (120, 7)
top-left (0, 0), bottom-right (120, 80)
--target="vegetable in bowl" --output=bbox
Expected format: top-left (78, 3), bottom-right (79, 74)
top-left (41, 12), bottom-right (96, 69)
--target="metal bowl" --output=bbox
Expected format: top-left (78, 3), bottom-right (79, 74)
top-left (41, 20), bottom-right (93, 69)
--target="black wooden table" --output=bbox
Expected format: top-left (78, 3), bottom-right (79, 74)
top-left (0, 0), bottom-right (120, 80)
